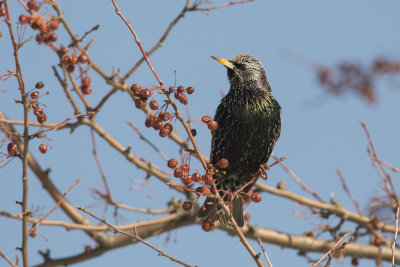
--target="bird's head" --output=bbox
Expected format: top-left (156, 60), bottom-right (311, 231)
top-left (211, 54), bottom-right (269, 91)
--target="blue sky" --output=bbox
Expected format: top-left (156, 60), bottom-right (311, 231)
top-left (1, 1), bottom-right (399, 266)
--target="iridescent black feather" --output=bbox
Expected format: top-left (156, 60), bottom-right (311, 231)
top-left (198, 54), bottom-right (281, 227)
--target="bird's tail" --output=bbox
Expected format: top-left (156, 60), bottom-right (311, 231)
top-left (197, 196), bottom-right (244, 227)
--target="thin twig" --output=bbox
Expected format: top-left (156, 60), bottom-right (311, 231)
top-left (257, 238), bottom-right (273, 267)
top-left (126, 121), bottom-right (168, 161)
top-left (0, 249), bottom-right (17, 267)
top-left (312, 231), bottom-right (352, 267)
top-left (77, 206), bottom-right (194, 267)
top-left (191, 0), bottom-right (254, 12)
top-left (337, 168), bottom-right (363, 215)
top-left (393, 203), bottom-right (399, 267)
top-left (272, 154), bottom-right (325, 203)
top-left (375, 159), bottom-right (400, 173)
top-left (29, 178), bottom-right (82, 234)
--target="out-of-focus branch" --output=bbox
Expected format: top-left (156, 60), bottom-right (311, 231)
top-left (0, 249), bottom-right (17, 267)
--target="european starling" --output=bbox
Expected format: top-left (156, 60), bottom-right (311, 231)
top-left (198, 54), bottom-right (281, 227)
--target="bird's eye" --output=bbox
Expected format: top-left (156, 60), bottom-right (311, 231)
top-left (234, 63), bottom-right (246, 70)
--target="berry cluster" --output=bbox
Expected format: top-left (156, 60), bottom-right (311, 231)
top-left (201, 115), bottom-right (218, 131)
top-left (60, 46), bottom-right (89, 74)
top-left (171, 85), bottom-right (194, 105)
top-left (30, 81), bottom-right (47, 124)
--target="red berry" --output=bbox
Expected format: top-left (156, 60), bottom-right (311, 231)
top-left (59, 46), bottom-right (69, 57)
top-left (27, 0), bottom-right (37, 10)
top-left (201, 115), bottom-right (211, 123)
top-left (192, 172), bottom-right (202, 182)
top-left (7, 143), bottom-right (17, 154)
top-left (351, 258), bottom-right (359, 266)
top-left (81, 86), bottom-right (92, 95)
top-left (84, 245), bottom-right (92, 253)
top-left (251, 192), bottom-right (261, 203)
top-left (37, 113), bottom-right (47, 123)
top-left (49, 32), bottom-right (57, 42)
top-left (244, 214), bottom-right (251, 221)
top-left (19, 14), bottom-right (29, 24)
top-left (39, 144), bottom-right (48, 154)
top-left (42, 32), bottom-right (52, 42)
top-left (167, 159), bottom-right (178, 169)
top-left (35, 81), bottom-right (44, 89)
top-left (164, 123), bottom-right (173, 132)
top-left (30, 91), bottom-right (39, 99)
top-left (81, 77), bottom-right (91, 87)
top-left (202, 219), bottom-right (213, 232)
top-left (203, 174), bottom-right (213, 185)
top-left (374, 238), bottom-right (382, 247)
top-left (28, 14), bottom-right (36, 24)
top-left (186, 86), bottom-right (194, 94)
top-left (153, 121), bottom-right (163, 130)
top-left (181, 175), bottom-right (192, 185)
top-left (78, 54), bottom-right (88, 64)
top-left (177, 86), bottom-right (185, 93)
top-left (35, 33), bottom-right (44, 43)
top-left (174, 92), bottom-right (181, 100)
top-left (178, 94), bottom-right (188, 105)
top-left (182, 201), bottom-right (192, 211)
top-left (0, 9), bottom-right (6, 17)
top-left (130, 83), bottom-right (141, 92)
top-left (244, 193), bottom-right (252, 203)
top-left (191, 129), bottom-right (197, 136)
top-left (38, 23), bottom-right (48, 33)
top-left (217, 158), bottom-right (229, 169)
top-left (181, 163), bottom-right (190, 173)
top-left (149, 100), bottom-right (159, 110)
top-left (141, 89), bottom-right (152, 98)
top-left (66, 64), bottom-right (75, 73)
top-left (29, 229), bottom-right (38, 238)
top-left (207, 120), bottom-right (218, 130)
top-left (70, 55), bottom-right (78, 65)
top-left (35, 16), bottom-right (44, 26)
top-left (159, 127), bottom-right (170, 137)
top-left (159, 112), bottom-right (171, 121)
top-left (145, 116), bottom-right (154, 128)
top-left (49, 18), bottom-right (59, 30)
top-left (33, 107), bottom-right (44, 116)
top-left (134, 99), bottom-right (146, 109)
top-left (173, 167), bottom-right (184, 178)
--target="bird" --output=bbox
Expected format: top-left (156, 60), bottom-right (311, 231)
top-left (197, 54), bottom-right (281, 227)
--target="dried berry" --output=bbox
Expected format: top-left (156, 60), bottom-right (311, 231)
top-left (38, 23), bottom-right (48, 33)
top-left (70, 55), bottom-right (78, 65)
top-left (33, 107), bottom-right (44, 116)
top-left (190, 129), bottom-right (197, 136)
top-left (49, 18), bottom-right (59, 30)
top-left (167, 159), bottom-right (178, 169)
top-left (28, 14), bottom-right (36, 24)
top-left (351, 258), bottom-right (359, 266)
top-left (244, 214), bottom-right (251, 221)
top-left (35, 81), bottom-right (44, 89)
top-left (141, 89), bottom-right (152, 98)
top-left (49, 32), bottom-right (57, 42)
top-left (84, 245), bottom-right (92, 253)
top-left (159, 127), bottom-right (170, 137)
top-left (81, 86), bottom-right (92, 95)
top-left (81, 77), bottom-right (91, 87)
top-left (164, 123), bottom-right (173, 132)
top-left (181, 174), bottom-right (192, 185)
top-left (217, 158), bottom-right (229, 169)
top-left (19, 14), bottom-right (29, 24)
top-left (203, 174), bottom-right (213, 185)
top-left (178, 94), bottom-right (188, 105)
top-left (130, 83), bottom-right (141, 92)
top-left (35, 33), bottom-right (44, 43)
top-left (0, 9), bottom-right (6, 17)
top-left (39, 144), bottom-right (48, 154)
top-left (30, 91), bottom-right (39, 99)
top-left (186, 86), bottom-right (194, 94)
top-left (37, 113), bottom-right (47, 124)
top-left (153, 121), bottom-right (163, 130)
top-left (145, 116), bottom-right (154, 128)
top-left (59, 46), bottom-right (69, 57)
top-left (27, 0), bottom-right (37, 10)
top-left (35, 16), bottom-right (44, 26)
top-left (373, 238), bottom-right (382, 247)
top-left (159, 112), bottom-right (171, 121)
top-left (201, 115), bottom-right (211, 123)
top-left (173, 167), bottom-right (183, 178)
top-left (134, 99), bottom-right (146, 109)
top-left (243, 193), bottom-right (252, 203)
top-left (7, 143), bottom-right (17, 154)
top-left (182, 201), bottom-right (192, 211)
top-left (202, 219), bottom-right (213, 232)
top-left (181, 164), bottom-right (190, 173)
top-left (29, 229), bottom-right (38, 238)
top-left (149, 100), bottom-right (159, 110)
top-left (207, 120), bottom-right (218, 130)
top-left (192, 172), bottom-right (202, 182)
top-left (78, 54), bottom-right (89, 64)
top-left (177, 86), bottom-right (185, 93)
top-left (174, 92), bottom-right (181, 100)
top-left (66, 64), bottom-right (75, 73)
top-left (251, 192), bottom-right (261, 203)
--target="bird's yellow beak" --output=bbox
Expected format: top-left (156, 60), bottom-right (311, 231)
top-left (211, 56), bottom-right (234, 69)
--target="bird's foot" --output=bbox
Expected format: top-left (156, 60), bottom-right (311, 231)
top-left (259, 164), bottom-right (269, 180)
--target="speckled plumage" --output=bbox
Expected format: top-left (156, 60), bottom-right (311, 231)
top-left (198, 54), bottom-right (281, 227)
